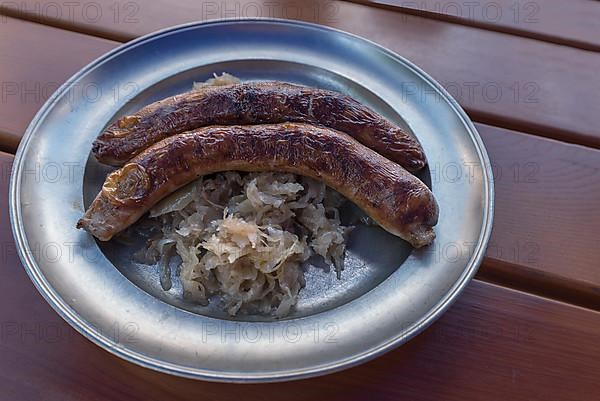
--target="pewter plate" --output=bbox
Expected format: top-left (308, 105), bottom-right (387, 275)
top-left (10, 19), bottom-right (493, 382)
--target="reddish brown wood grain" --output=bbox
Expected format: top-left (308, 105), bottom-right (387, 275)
top-left (350, 0), bottom-right (600, 51)
top-left (1, 152), bottom-right (599, 400)
top-left (0, 17), bottom-right (117, 152)
top-left (477, 125), bottom-right (600, 308)
top-left (4, 0), bottom-right (600, 51)
top-left (1, 3), bottom-right (600, 147)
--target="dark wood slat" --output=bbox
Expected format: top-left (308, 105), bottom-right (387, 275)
top-left (1, 3), bottom-right (599, 149)
top-left (3, 0), bottom-right (600, 51)
top-left (0, 18), bottom-right (599, 307)
top-left (0, 17), bottom-right (118, 150)
top-left (350, 0), bottom-right (600, 51)
top-left (0, 129), bottom-right (18, 155)
top-left (0, 151), bottom-right (598, 399)
top-left (477, 124), bottom-right (600, 309)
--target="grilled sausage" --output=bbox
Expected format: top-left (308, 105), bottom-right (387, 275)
top-left (79, 123), bottom-right (438, 247)
top-left (92, 82), bottom-right (426, 172)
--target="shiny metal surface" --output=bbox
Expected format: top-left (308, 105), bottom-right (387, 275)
top-left (10, 19), bottom-right (493, 382)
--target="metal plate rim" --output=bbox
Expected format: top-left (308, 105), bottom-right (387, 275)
top-left (9, 18), bottom-right (494, 382)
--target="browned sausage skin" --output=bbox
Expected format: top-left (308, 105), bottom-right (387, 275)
top-left (92, 82), bottom-right (427, 172)
top-left (79, 123), bottom-right (438, 247)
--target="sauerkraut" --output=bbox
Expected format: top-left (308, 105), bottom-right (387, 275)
top-left (192, 72), bottom-right (241, 89)
top-left (138, 172), bottom-right (350, 317)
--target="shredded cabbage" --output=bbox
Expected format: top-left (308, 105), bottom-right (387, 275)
top-left (139, 172), bottom-right (350, 317)
top-left (192, 72), bottom-right (241, 89)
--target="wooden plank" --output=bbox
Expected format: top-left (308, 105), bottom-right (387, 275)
top-left (4, 0), bottom-right (600, 51)
top-left (0, 153), bottom-right (598, 399)
top-left (351, 0), bottom-right (600, 51)
top-left (0, 17), bottom-right (118, 152)
top-left (1, 3), bottom-right (599, 148)
top-left (0, 19), bottom-right (599, 306)
top-left (477, 125), bottom-right (600, 309)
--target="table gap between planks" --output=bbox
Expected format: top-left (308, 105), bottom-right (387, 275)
top-left (0, 1), bottom-right (598, 399)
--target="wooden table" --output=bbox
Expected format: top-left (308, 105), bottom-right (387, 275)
top-left (1, 1), bottom-right (599, 399)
